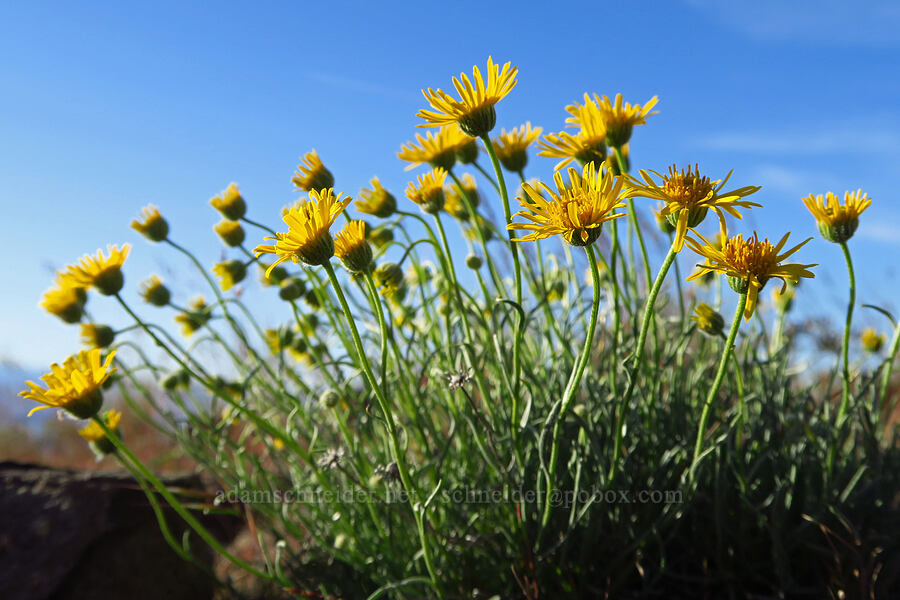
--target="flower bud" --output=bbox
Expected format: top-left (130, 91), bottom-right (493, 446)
top-left (214, 220), bottom-right (246, 247)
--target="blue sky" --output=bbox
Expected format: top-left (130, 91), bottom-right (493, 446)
top-left (1, 0), bottom-right (899, 370)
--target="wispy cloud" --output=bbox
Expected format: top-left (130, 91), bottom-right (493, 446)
top-left (304, 71), bottom-right (416, 102)
top-left (683, 0), bottom-right (900, 46)
top-left (748, 164), bottom-right (838, 197)
top-left (691, 121), bottom-right (900, 157)
top-left (858, 222), bottom-right (900, 245)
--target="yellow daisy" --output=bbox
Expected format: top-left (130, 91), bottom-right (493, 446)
top-left (492, 122), bottom-right (543, 173)
top-left (212, 259), bottom-right (247, 291)
top-left (139, 275), bottom-right (171, 306)
top-left (214, 220), bottom-right (245, 247)
top-left (78, 409), bottom-right (122, 455)
top-left (175, 296), bottom-right (212, 336)
top-left (406, 167), bottom-right (448, 215)
top-left (537, 130), bottom-right (607, 171)
top-left (624, 164), bottom-right (761, 251)
top-left (210, 183), bottom-right (246, 220)
top-left (131, 204), bottom-right (169, 242)
top-left (685, 231), bottom-right (817, 321)
top-left (398, 125), bottom-right (474, 171)
top-left (802, 189), bottom-right (872, 243)
top-left (255, 188), bottom-right (351, 272)
top-left (861, 327), bottom-right (885, 353)
top-left (417, 57), bottom-right (518, 137)
top-left (334, 220), bottom-right (373, 273)
top-left (19, 348), bottom-right (117, 418)
top-left (40, 277), bottom-right (87, 323)
top-left (690, 303), bottom-right (724, 336)
top-left (444, 172), bottom-right (479, 221)
top-left (356, 177), bottom-right (397, 218)
top-left (291, 150), bottom-right (335, 192)
top-left (594, 93), bottom-right (659, 147)
top-left (64, 244), bottom-right (131, 296)
top-left (508, 161), bottom-right (627, 246)
top-left (80, 324), bottom-right (115, 349)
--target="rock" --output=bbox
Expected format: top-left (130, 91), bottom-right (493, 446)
top-left (0, 461), bottom-right (240, 600)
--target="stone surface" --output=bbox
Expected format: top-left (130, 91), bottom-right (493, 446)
top-left (0, 461), bottom-right (239, 600)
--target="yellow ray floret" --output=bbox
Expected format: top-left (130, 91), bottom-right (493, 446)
top-left (685, 231), bottom-right (816, 321)
top-left (292, 150), bottom-right (335, 192)
top-left (594, 93), bottom-right (658, 146)
top-left (802, 189), bottom-right (871, 243)
top-left (417, 57), bottom-right (517, 137)
top-left (64, 244), bottom-right (131, 295)
top-left (537, 130), bottom-right (607, 171)
top-left (508, 161), bottom-right (627, 246)
top-left (398, 125), bottom-right (473, 171)
top-left (493, 122), bottom-right (543, 172)
top-left (255, 188), bottom-right (351, 271)
top-left (19, 348), bottom-right (117, 418)
top-left (802, 189), bottom-right (871, 225)
top-left (406, 167), bottom-right (448, 214)
top-left (624, 165), bottom-right (761, 251)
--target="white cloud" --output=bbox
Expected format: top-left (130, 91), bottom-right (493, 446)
top-left (858, 222), bottom-right (900, 245)
top-left (693, 123), bottom-right (900, 156)
top-left (683, 0), bottom-right (900, 46)
top-left (304, 70), bottom-right (415, 102)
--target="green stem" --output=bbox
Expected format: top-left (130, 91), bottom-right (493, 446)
top-left (690, 290), bottom-right (748, 481)
top-left (879, 319), bottom-right (900, 410)
top-left (322, 261), bottom-right (442, 597)
top-left (835, 241), bottom-right (856, 426)
top-left (608, 242), bottom-right (678, 481)
top-left (540, 244), bottom-right (602, 532)
top-left (241, 216), bottom-right (277, 237)
top-left (96, 417), bottom-right (281, 584)
top-left (447, 169), bottom-right (503, 294)
top-left (479, 134), bottom-right (521, 306)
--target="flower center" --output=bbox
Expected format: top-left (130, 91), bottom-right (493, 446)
top-left (662, 168), bottom-right (715, 207)
top-left (723, 235), bottom-right (778, 279)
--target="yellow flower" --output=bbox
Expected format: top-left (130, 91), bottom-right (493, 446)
top-left (537, 130), bottom-right (607, 171)
top-left (373, 262), bottom-right (407, 302)
top-left (19, 348), bottom-right (117, 418)
top-left (212, 259), bottom-right (247, 291)
top-left (356, 177), bottom-right (397, 218)
top-left (444, 173), bottom-right (479, 221)
top-left (334, 220), bottom-right (373, 273)
top-left (80, 324), bottom-right (115, 349)
top-left (507, 161), bottom-right (627, 246)
top-left (398, 125), bottom-right (473, 171)
top-left (417, 57), bottom-right (518, 137)
top-left (861, 327), bottom-right (885, 353)
top-left (210, 183), bottom-right (246, 220)
top-left (653, 203), bottom-right (676, 235)
top-left (594, 93), bottom-right (659, 147)
top-left (78, 409), bottom-right (122, 455)
top-left (175, 296), bottom-right (212, 336)
top-left (566, 94), bottom-right (606, 144)
top-left (690, 303), bottom-right (725, 336)
top-left (772, 281), bottom-right (795, 312)
top-left (685, 231), bottom-right (817, 321)
top-left (492, 122), bottom-right (543, 173)
top-left (139, 275), bottom-right (171, 306)
top-left (624, 165), bottom-right (761, 251)
top-left (131, 204), bottom-right (169, 242)
top-left (291, 150), bottom-right (335, 192)
top-left (406, 167), bottom-right (447, 214)
top-left (64, 244), bottom-right (131, 296)
top-left (254, 188), bottom-right (351, 272)
top-left (802, 189), bottom-right (872, 243)
top-left (40, 277), bottom-right (87, 323)
top-left (214, 220), bottom-right (245, 247)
